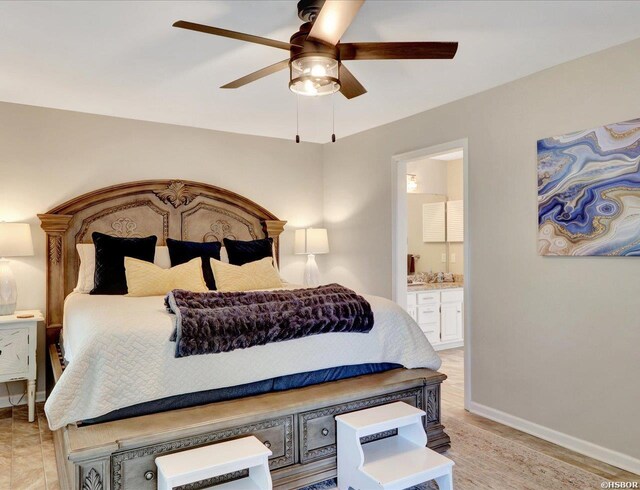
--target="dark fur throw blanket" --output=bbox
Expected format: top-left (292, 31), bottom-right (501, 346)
top-left (166, 284), bottom-right (374, 357)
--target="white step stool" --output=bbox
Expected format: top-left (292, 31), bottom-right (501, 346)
top-left (155, 435), bottom-right (273, 490)
top-left (336, 402), bottom-right (454, 490)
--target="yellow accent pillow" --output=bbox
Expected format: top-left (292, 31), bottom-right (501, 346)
top-left (125, 257), bottom-right (208, 297)
top-left (210, 257), bottom-right (283, 292)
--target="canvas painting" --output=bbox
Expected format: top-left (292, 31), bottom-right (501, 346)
top-left (538, 118), bottom-right (640, 256)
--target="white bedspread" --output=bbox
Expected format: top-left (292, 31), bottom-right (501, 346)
top-left (45, 291), bottom-right (441, 430)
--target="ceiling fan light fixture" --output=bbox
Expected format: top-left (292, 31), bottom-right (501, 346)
top-left (175, 0), bottom-right (458, 101)
top-left (289, 55), bottom-right (340, 97)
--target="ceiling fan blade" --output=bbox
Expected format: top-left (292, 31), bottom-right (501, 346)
top-left (339, 41), bottom-right (458, 60)
top-left (307, 0), bottom-right (365, 46)
top-left (173, 20), bottom-right (293, 51)
top-left (339, 64), bottom-right (367, 99)
top-left (221, 59), bottom-right (290, 89)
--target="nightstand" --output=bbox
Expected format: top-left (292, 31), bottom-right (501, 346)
top-left (0, 310), bottom-right (42, 422)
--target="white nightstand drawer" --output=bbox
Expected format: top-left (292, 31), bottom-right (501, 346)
top-left (417, 305), bottom-right (439, 324)
top-left (0, 311), bottom-right (41, 423)
top-left (0, 327), bottom-right (29, 379)
top-left (417, 291), bottom-right (440, 305)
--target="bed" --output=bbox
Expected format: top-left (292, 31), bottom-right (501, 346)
top-left (39, 179), bottom-right (450, 490)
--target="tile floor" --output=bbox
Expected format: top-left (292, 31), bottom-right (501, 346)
top-left (1, 401), bottom-right (58, 490)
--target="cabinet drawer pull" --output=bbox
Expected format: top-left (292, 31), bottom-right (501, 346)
top-left (263, 440), bottom-right (271, 449)
top-left (144, 471), bottom-right (155, 481)
top-left (321, 428), bottom-right (330, 437)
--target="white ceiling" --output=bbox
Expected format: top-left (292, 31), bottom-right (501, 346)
top-left (1, 1), bottom-right (639, 143)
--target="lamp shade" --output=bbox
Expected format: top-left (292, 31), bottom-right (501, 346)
top-left (0, 223), bottom-right (34, 257)
top-left (294, 228), bottom-right (329, 255)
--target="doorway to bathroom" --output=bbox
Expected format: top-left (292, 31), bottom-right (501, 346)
top-left (391, 139), bottom-right (470, 409)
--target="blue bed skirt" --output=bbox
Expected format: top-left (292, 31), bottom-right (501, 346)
top-left (80, 362), bottom-right (402, 425)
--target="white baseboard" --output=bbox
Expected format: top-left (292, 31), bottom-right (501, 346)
top-left (0, 390), bottom-right (46, 409)
top-left (468, 400), bottom-right (640, 475)
top-left (434, 340), bottom-right (464, 351)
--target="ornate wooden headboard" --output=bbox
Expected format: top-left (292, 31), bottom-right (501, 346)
top-left (38, 180), bottom-right (286, 340)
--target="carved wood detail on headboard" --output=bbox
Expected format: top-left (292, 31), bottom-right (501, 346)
top-left (75, 200), bottom-right (170, 243)
top-left (38, 180), bottom-right (286, 340)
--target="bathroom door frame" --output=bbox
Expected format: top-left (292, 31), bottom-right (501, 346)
top-left (391, 138), bottom-right (471, 410)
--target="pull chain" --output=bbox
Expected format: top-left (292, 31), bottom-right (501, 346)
top-left (331, 96), bottom-right (336, 143)
top-left (295, 95), bottom-right (300, 143)
top-left (295, 95), bottom-right (337, 143)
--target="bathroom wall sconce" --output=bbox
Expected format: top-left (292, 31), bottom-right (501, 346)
top-left (407, 174), bottom-right (418, 192)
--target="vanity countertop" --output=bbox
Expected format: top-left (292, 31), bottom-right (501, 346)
top-left (407, 282), bottom-right (464, 292)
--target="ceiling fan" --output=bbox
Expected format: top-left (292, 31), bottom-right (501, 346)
top-left (173, 0), bottom-right (458, 100)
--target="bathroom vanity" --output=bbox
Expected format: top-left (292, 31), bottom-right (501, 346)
top-left (406, 285), bottom-right (463, 350)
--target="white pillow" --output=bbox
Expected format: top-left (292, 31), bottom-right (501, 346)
top-left (154, 246), bottom-right (172, 269)
top-left (74, 244), bottom-right (94, 293)
top-left (74, 244), bottom-right (172, 293)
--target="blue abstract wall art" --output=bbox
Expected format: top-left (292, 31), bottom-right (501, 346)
top-left (538, 118), bottom-right (640, 256)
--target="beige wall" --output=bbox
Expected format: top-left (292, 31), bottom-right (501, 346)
top-left (407, 158), bottom-right (447, 195)
top-left (0, 102), bottom-right (323, 398)
top-left (324, 38), bottom-right (640, 462)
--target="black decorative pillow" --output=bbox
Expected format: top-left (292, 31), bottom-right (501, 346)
top-left (90, 232), bottom-right (157, 295)
top-left (223, 237), bottom-right (274, 266)
top-left (166, 238), bottom-right (222, 290)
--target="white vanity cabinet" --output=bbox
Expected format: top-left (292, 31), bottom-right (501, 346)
top-left (406, 289), bottom-right (463, 350)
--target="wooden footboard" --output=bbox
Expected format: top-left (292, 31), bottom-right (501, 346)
top-left (48, 348), bottom-right (449, 490)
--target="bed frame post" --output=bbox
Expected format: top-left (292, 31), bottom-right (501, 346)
top-left (38, 213), bottom-right (73, 344)
top-left (264, 220), bottom-right (287, 263)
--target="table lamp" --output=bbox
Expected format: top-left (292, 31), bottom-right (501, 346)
top-left (0, 223), bottom-right (34, 315)
top-left (294, 228), bottom-right (329, 287)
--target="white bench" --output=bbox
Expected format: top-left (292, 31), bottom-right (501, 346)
top-left (155, 435), bottom-right (273, 490)
top-left (336, 401), bottom-right (454, 490)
